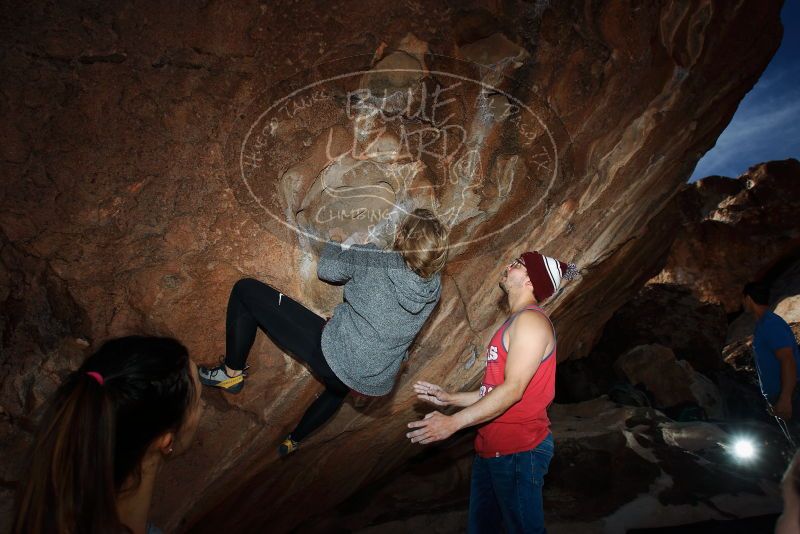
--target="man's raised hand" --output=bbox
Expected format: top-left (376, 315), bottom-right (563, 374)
top-left (413, 381), bottom-right (451, 407)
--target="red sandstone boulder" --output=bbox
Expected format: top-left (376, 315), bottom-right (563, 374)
top-left (584, 283), bottom-right (728, 371)
top-left (614, 344), bottom-right (722, 417)
top-left (556, 283), bottom-right (729, 406)
top-left (652, 159), bottom-right (800, 313)
top-left (0, 1), bottom-right (784, 532)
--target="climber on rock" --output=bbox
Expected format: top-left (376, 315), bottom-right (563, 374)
top-left (407, 251), bottom-right (577, 534)
top-left (199, 208), bottom-right (448, 456)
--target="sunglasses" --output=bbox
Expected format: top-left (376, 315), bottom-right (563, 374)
top-left (507, 257), bottom-right (525, 270)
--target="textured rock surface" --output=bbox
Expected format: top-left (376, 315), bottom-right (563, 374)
top-left (0, 1), bottom-right (783, 532)
top-left (557, 283), bottom-right (728, 404)
top-left (771, 259), bottom-right (800, 322)
top-left (614, 344), bottom-right (723, 417)
top-left (601, 284), bottom-right (728, 373)
top-left (652, 159), bottom-right (800, 313)
top-left (562, 166), bottom-right (800, 420)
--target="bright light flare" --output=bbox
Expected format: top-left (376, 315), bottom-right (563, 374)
top-left (731, 438), bottom-right (757, 461)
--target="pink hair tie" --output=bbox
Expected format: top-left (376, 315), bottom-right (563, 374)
top-left (86, 371), bottom-right (105, 386)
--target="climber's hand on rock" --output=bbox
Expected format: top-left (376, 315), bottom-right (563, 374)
top-left (406, 411), bottom-right (457, 444)
top-left (413, 381), bottom-right (451, 407)
top-left (348, 230), bottom-right (370, 246)
top-left (358, 231), bottom-right (373, 245)
top-left (329, 227), bottom-right (347, 243)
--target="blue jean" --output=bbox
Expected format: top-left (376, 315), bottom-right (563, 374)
top-left (468, 433), bottom-right (554, 534)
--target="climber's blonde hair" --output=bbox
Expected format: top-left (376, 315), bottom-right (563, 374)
top-left (393, 209), bottom-right (449, 279)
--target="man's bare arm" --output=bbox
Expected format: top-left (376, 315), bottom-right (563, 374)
top-left (773, 347), bottom-right (798, 419)
top-left (407, 311), bottom-right (552, 444)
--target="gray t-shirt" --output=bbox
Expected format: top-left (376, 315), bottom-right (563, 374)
top-left (318, 242), bottom-right (441, 395)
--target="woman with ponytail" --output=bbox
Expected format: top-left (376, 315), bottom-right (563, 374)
top-left (13, 336), bottom-right (202, 534)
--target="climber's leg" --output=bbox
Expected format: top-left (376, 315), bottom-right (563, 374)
top-left (279, 338), bottom-right (351, 455)
top-left (199, 277), bottom-right (326, 393)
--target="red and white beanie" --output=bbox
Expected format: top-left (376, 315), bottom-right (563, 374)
top-left (520, 251), bottom-right (578, 302)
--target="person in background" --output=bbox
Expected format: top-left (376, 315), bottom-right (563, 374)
top-left (743, 281), bottom-right (800, 421)
top-left (13, 336), bottom-right (202, 534)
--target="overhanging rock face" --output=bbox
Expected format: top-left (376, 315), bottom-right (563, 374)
top-left (0, 1), bottom-right (783, 532)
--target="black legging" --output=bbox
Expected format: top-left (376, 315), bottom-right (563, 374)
top-left (225, 278), bottom-right (350, 442)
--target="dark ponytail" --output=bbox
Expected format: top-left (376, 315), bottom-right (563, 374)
top-left (13, 336), bottom-right (194, 534)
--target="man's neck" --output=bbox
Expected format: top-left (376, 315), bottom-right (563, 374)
top-left (507, 290), bottom-right (537, 314)
top-left (753, 304), bottom-right (769, 320)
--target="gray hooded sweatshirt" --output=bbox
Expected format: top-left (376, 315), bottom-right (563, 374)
top-left (318, 242), bottom-right (441, 396)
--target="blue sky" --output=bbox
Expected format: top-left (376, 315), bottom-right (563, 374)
top-left (690, 1), bottom-right (800, 181)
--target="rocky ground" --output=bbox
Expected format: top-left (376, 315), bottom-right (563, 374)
top-left (551, 159), bottom-right (800, 532)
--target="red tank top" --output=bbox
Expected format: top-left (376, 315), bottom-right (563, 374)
top-left (474, 305), bottom-right (556, 458)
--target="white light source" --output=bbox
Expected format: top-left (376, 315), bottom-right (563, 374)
top-left (732, 438), bottom-right (756, 460)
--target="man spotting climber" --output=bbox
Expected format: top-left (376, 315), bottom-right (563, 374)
top-left (407, 251), bottom-right (576, 534)
top-left (743, 281), bottom-right (800, 421)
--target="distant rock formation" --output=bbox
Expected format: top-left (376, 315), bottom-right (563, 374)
top-left (614, 343), bottom-right (723, 417)
top-left (563, 159), bottom-right (800, 417)
top-left (652, 158), bottom-right (800, 313)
